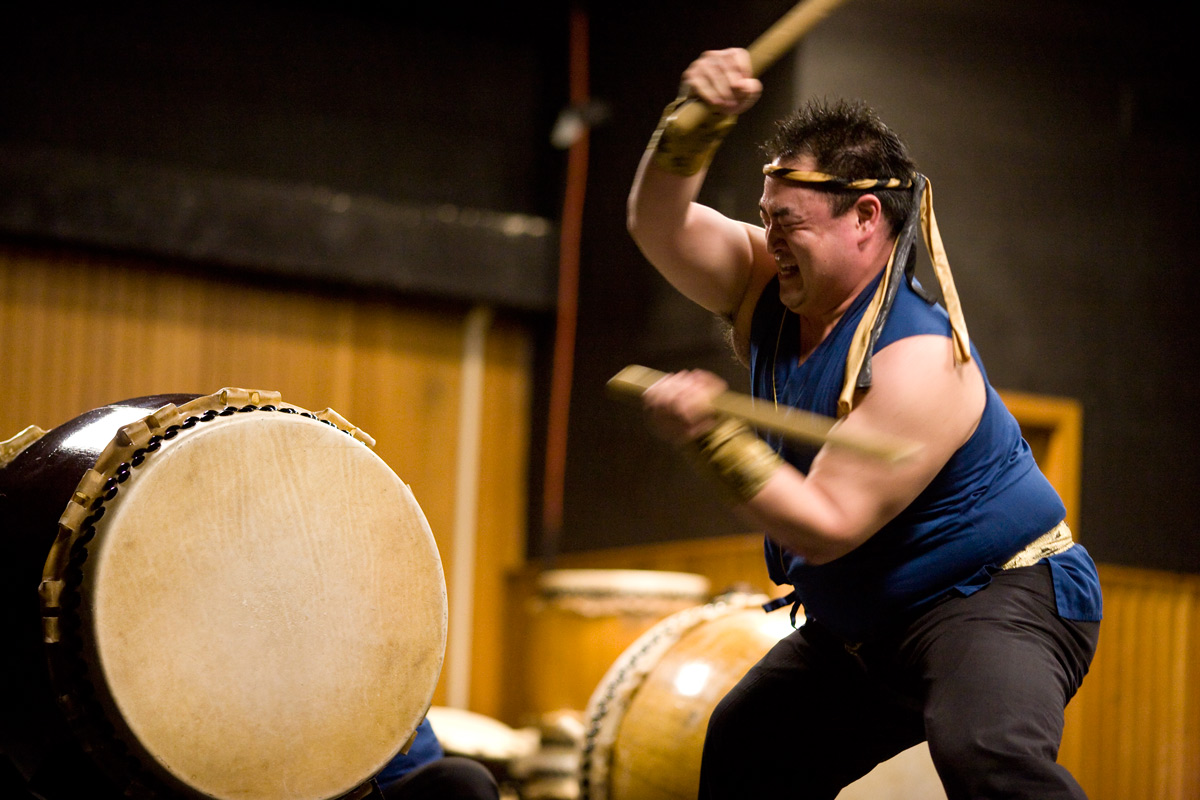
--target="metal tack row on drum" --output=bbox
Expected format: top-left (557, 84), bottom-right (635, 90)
top-left (0, 389), bottom-right (447, 800)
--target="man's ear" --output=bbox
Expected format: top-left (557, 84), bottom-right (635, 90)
top-left (854, 194), bottom-right (884, 233)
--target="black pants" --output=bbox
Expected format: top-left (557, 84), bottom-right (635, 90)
top-left (698, 565), bottom-right (1100, 799)
top-left (377, 757), bottom-right (498, 800)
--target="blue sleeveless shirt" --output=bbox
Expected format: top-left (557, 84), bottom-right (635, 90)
top-left (750, 273), bottom-right (1102, 642)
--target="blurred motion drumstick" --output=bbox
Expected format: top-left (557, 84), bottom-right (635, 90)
top-left (607, 364), bottom-right (921, 463)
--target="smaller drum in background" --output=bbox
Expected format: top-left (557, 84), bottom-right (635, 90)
top-left (580, 593), bottom-right (793, 800)
top-left (523, 569), bottom-right (711, 718)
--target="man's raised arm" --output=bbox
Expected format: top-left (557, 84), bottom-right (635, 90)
top-left (626, 48), bottom-right (773, 323)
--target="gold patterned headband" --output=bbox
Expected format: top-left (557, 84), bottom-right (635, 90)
top-left (761, 164), bottom-right (914, 191)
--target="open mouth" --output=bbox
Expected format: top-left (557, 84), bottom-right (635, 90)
top-left (774, 250), bottom-right (798, 278)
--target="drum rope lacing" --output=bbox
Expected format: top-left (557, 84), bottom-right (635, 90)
top-left (579, 609), bottom-right (687, 800)
top-left (578, 594), bottom-right (767, 800)
top-left (39, 396), bottom-right (373, 800)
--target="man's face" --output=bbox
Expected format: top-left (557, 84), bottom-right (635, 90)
top-left (759, 156), bottom-right (863, 316)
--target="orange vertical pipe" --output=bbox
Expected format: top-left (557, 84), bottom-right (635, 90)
top-left (541, 5), bottom-right (589, 558)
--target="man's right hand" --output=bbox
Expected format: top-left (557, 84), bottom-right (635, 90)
top-left (680, 48), bottom-right (763, 116)
top-left (641, 369), bottom-right (729, 447)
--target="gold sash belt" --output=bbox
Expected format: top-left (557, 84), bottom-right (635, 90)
top-left (1000, 521), bottom-right (1074, 570)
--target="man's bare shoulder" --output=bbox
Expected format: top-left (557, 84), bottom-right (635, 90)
top-left (728, 223), bottom-right (776, 364)
top-left (857, 334), bottom-right (985, 452)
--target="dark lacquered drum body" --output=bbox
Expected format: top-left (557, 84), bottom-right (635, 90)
top-left (0, 389), bottom-right (447, 800)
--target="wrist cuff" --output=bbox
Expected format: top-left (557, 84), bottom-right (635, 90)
top-left (686, 418), bottom-right (782, 503)
top-left (647, 96), bottom-right (737, 177)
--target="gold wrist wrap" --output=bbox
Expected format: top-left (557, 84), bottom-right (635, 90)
top-left (648, 96), bottom-right (737, 177)
top-left (686, 417), bottom-right (783, 504)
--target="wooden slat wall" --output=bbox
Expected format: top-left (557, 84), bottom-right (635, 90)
top-left (0, 242), bottom-right (530, 719)
top-left (1059, 564), bottom-right (1200, 800)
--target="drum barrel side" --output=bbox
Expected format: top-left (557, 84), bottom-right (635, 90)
top-left (0, 397), bottom-right (193, 791)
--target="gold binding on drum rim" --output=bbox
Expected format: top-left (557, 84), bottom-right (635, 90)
top-left (40, 387), bottom-right (370, 612)
top-left (0, 424), bottom-right (48, 468)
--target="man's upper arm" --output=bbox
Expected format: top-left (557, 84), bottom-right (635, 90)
top-left (627, 157), bottom-right (773, 319)
top-left (638, 204), bottom-right (770, 314)
top-left (808, 336), bottom-right (986, 541)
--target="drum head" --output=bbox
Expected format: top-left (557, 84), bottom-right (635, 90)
top-left (62, 408), bottom-right (446, 800)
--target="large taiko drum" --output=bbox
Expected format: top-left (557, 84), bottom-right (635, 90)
top-left (0, 389), bottom-right (447, 800)
top-left (523, 569), bottom-right (711, 718)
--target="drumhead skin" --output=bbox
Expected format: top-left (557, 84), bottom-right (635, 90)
top-left (42, 398), bottom-right (447, 800)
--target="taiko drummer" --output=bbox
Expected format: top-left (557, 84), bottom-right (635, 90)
top-left (628, 45), bottom-right (1102, 799)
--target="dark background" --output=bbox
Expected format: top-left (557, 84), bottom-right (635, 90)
top-left (1, 1), bottom-right (1195, 573)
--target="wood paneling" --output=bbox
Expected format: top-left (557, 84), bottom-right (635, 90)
top-left (1059, 564), bottom-right (1200, 800)
top-left (0, 242), bottom-right (530, 719)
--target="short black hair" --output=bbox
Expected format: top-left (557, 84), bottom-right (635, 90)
top-left (762, 98), bottom-right (917, 234)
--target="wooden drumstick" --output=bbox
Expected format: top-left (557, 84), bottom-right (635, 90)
top-left (670, 0), bottom-right (851, 135)
top-left (607, 364), bottom-right (921, 463)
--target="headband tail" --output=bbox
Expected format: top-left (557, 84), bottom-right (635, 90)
top-left (921, 179), bottom-right (971, 364)
top-left (838, 175), bottom-right (971, 417)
